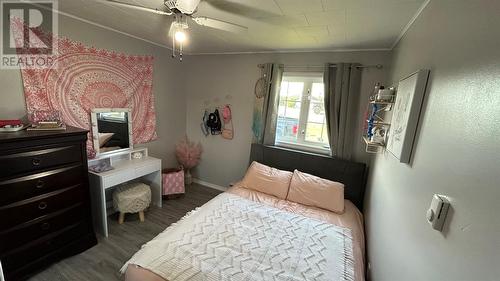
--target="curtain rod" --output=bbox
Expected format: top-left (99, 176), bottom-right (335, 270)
top-left (257, 64), bottom-right (383, 69)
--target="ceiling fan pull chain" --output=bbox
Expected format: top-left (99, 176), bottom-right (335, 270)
top-left (180, 41), bottom-right (183, 62)
top-left (172, 34), bottom-right (176, 58)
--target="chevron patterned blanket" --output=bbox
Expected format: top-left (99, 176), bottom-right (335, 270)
top-left (122, 193), bottom-right (355, 281)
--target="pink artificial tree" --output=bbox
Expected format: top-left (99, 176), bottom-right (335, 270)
top-left (175, 136), bottom-right (203, 185)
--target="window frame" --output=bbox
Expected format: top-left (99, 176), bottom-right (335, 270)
top-left (275, 72), bottom-right (331, 155)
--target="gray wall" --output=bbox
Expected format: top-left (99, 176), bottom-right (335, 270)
top-left (0, 14), bottom-right (186, 167)
top-left (365, 1), bottom-right (500, 280)
top-left (184, 51), bottom-right (391, 187)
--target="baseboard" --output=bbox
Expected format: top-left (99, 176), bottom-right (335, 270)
top-left (192, 178), bottom-right (228, 192)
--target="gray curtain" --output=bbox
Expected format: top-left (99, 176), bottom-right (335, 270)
top-left (324, 63), bottom-right (361, 159)
top-left (252, 63), bottom-right (283, 145)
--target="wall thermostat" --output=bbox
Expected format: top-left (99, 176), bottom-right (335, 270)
top-left (426, 194), bottom-right (450, 231)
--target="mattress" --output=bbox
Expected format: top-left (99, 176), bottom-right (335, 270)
top-left (124, 185), bottom-right (365, 281)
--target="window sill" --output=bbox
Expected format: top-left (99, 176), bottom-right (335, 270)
top-left (275, 141), bottom-right (331, 156)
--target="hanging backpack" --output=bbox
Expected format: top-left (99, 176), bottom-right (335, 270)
top-left (206, 109), bottom-right (222, 135)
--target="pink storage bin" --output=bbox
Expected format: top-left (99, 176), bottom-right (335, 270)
top-left (162, 167), bottom-right (185, 197)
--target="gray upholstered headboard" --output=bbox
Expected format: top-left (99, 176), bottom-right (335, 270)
top-left (249, 144), bottom-right (367, 211)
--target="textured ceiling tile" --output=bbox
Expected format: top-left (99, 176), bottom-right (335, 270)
top-left (322, 0), bottom-right (373, 11)
top-left (200, 0), bottom-right (283, 18)
top-left (327, 24), bottom-right (346, 38)
top-left (295, 26), bottom-right (329, 37)
top-left (274, 0), bottom-right (324, 14)
top-left (56, 0), bottom-right (426, 53)
top-left (244, 0), bottom-right (283, 15)
top-left (263, 14), bottom-right (309, 27)
top-left (305, 10), bottom-right (345, 26)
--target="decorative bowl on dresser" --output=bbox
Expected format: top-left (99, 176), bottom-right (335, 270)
top-left (0, 126), bottom-right (97, 280)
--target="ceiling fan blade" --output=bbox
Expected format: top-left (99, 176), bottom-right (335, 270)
top-left (203, 0), bottom-right (280, 19)
top-left (192, 16), bottom-right (247, 33)
top-left (93, 0), bottom-right (172, 16)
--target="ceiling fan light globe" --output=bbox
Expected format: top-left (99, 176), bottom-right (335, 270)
top-left (174, 30), bottom-right (187, 43)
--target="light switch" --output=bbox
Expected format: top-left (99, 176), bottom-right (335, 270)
top-left (427, 194), bottom-right (450, 231)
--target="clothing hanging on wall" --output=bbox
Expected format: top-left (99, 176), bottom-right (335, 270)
top-left (200, 110), bottom-right (209, 137)
top-left (206, 109), bottom-right (222, 135)
top-left (221, 104), bottom-right (234, 140)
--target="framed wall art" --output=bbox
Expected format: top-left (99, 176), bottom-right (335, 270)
top-left (387, 69), bottom-right (430, 163)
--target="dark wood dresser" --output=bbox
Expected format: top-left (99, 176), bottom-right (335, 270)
top-left (0, 126), bottom-right (97, 280)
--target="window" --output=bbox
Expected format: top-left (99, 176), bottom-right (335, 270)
top-left (275, 72), bottom-right (330, 154)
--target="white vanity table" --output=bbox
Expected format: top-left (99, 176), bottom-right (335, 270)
top-left (88, 149), bottom-right (162, 237)
top-left (87, 108), bottom-right (162, 237)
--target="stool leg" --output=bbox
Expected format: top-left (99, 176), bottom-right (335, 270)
top-left (139, 211), bottom-right (145, 222)
top-left (119, 212), bottom-right (125, 224)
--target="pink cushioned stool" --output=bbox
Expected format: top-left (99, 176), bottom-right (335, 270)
top-left (162, 167), bottom-right (185, 198)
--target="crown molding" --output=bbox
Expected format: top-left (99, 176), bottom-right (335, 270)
top-left (391, 0), bottom-right (431, 50)
top-left (188, 48), bottom-right (392, 56)
top-left (53, 8), bottom-right (171, 50)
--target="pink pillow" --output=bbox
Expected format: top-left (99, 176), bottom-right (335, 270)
top-left (287, 170), bottom-right (345, 213)
top-left (240, 161), bottom-right (293, 199)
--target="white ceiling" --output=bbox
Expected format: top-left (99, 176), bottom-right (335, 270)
top-left (57, 0), bottom-right (427, 54)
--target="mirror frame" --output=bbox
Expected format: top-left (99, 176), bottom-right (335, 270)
top-left (91, 108), bottom-right (133, 158)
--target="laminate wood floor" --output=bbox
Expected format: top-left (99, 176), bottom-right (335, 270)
top-left (28, 183), bottom-right (222, 281)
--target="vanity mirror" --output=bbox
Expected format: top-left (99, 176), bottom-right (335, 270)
top-left (91, 108), bottom-right (133, 157)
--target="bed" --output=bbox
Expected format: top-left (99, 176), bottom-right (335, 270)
top-left (123, 144), bottom-right (367, 281)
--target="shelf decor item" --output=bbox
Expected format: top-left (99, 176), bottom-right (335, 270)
top-left (28, 110), bottom-right (63, 124)
top-left (0, 119), bottom-right (27, 132)
top-left (175, 136), bottom-right (203, 185)
top-left (362, 84), bottom-right (395, 153)
top-left (386, 69), bottom-right (430, 163)
top-left (27, 110), bottom-right (66, 131)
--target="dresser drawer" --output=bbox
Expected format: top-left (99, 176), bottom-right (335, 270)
top-left (0, 221), bottom-right (91, 273)
top-left (0, 185), bottom-right (84, 229)
top-left (0, 204), bottom-right (86, 252)
top-left (0, 144), bottom-right (82, 178)
top-left (0, 165), bottom-right (84, 206)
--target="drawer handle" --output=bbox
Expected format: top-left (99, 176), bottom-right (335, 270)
top-left (38, 201), bottom-right (48, 210)
top-left (32, 157), bottom-right (42, 166)
top-left (41, 222), bottom-right (51, 230)
top-left (36, 179), bottom-right (45, 189)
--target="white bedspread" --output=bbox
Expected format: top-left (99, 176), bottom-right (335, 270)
top-left (121, 193), bottom-right (355, 281)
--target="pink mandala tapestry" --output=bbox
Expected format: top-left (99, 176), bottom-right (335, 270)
top-left (11, 18), bottom-right (157, 158)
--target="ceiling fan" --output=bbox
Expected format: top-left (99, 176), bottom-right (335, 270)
top-left (94, 0), bottom-right (249, 60)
